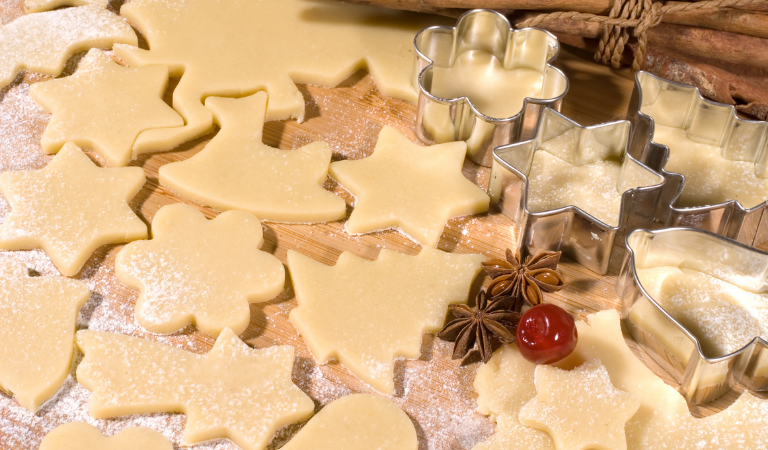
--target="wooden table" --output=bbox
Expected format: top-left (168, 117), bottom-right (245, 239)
top-left (0, 2), bottom-right (751, 448)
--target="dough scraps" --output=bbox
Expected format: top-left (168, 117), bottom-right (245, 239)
top-left (76, 328), bottom-right (314, 450)
top-left (519, 359), bottom-right (640, 450)
top-left (160, 92), bottom-right (346, 223)
top-left (113, 0), bottom-right (449, 154)
top-left (288, 247), bottom-right (484, 394)
top-left (0, 143), bottom-right (147, 276)
top-left (329, 126), bottom-right (490, 246)
top-left (0, 5), bottom-right (136, 89)
top-left (473, 310), bottom-right (768, 450)
top-left (30, 49), bottom-right (183, 167)
top-left (39, 423), bottom-right (172, 450)
top-left (280, 394), bottom-right (417, 450)
top-left (0, 258), bottom-right (90, 412)
top-left (24, 0), bottom-right (106, 13)
top-left (116, 203), bottom-right (285, 337)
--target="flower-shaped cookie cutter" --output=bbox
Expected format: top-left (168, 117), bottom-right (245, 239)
top-left (627, 71), bottom-right (768, 247)
top-left (488, 108), bottom-right (665, 275)
top-left (413, 9), bottom-right (569, 167)
top-left (617, 227), bottom-right (768, 405)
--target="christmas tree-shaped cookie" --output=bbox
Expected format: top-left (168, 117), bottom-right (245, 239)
top-left (0, 258), bottom-right (90, 412)
top-left (159, 92), bottom-right (345, 223)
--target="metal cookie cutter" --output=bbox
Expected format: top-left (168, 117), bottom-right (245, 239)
top-left (413, 9), bottom-right (569, 167)
top-left (627, 71), bottom-right (768, 247)
top-left (488, 108), bottom-right (665, 275)
top-left (617, 227), bottom-right (768, 404)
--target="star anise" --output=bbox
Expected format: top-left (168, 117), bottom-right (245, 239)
top-left (437, 290), bottom-right (521, 363)
top-left (482, 248), bottom-right (565, 306)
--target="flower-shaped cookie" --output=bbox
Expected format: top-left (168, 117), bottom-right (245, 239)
top-left (618, 227), bottom-right (768, 404)
top-left (629, 71), bottom-right (768, 246)
top-left (489, 108), bottom-right (664, 274)
top-left (413, 9), bottom-right (568, 166)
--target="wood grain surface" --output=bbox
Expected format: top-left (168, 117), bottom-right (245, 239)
top-left (0, 2), bottom-right (756, 449)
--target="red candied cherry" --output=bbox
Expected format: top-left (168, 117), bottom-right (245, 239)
top-left (516, 303), bottom-right (577, 364)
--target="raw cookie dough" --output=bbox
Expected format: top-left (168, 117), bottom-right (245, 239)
top-left (39, 423), bottom-right (172, 450)
top-left (280, 394), bottom-right (417, 450)
top-left (0, 258), bottom-right (90, 412)
top-left (526, 128), bottom-right (662, 227)
top-left (473, 310), bottom-right (768, 450)
top-left (651, 125), bottom-right (768, 208)
top-left (113, 0), bottom-right (450, 154)
top-left (329, 126), bottom-right (490, 246)
top-left (76, 328), bottom-right (314, 450)
top-left (288, 247), bottom-right (484, 394)
top-left (30, 49), bottom-right (184, 167)
top-left (25, 0), bottom-right (106, 13)
top-left (0, 5), bottom-right (136, 89)
top-left (0, 144), bottom-right (147, 276)
top-left (116, 203), bottom-right (285, 337)
top-left (160, 92), bottom-right (346, 223)
top-left (519, 359), bottom-right (641, 450)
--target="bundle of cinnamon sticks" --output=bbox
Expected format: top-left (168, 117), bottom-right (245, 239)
top-left (341, 0), bottom-right (768, 120)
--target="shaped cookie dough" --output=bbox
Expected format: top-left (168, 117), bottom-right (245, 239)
top-left (113, 0), bottom-right (449, 154)
top-left (76, 328), bottom-right (314, 450)
top-left (0, 5), bottom-right (136, 89)
top-left (280, 394), bottom-right (417, 450)
top-left (329, 126), bottom-right (489, 246)
top-left (30, 49), bottom-right (184, 167)
top-left (0, 258), bottom-right (90, 412)
top-left (0, 144), bottom-right (147, 276)
top-left (116, 203), bottom-right (285, 337)
top-left (25, 0), bottom-right (107, 13)
top-left (39, 423), bottom-right (172, 450)
top-left (473, 310), bottom-right (768, 450)
top-left (160, 93), bottom-right (345, 223)
top-left (288, 247), bottom-right (484, 394)
top-left (519, 359), bottom-right (640, 450)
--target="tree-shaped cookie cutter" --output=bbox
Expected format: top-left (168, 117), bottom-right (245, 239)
top-left (627, 71), bottom-right (768, 247)
top-left (488, 108), bottom-right (665, 275)
top-left (617, 227), bottom-right (768, 405)
top-left (413, 9), bottom-right (569, 167)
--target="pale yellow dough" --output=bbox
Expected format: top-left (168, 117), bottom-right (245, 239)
top-left (0, 144), bottom-right (147, 276)
top-left (30, 49), bottom-right (183, 167)
top-left (652, 125), bottom-right (768, 208)
top-left (280, 394), bottom-right (417, 450)
top-left (473, 310), bottom-right (768, 450)
top-left (329, 126), bottom-right (489, 246)
top-left (0, 5), bottom-right (136, 89)
top-left (160, 92), bottom-right (346, 223)
top-left (116, 203), bottom-right (285, 337)
top-left (39, 423), bottom-right (172, 450)
top-left (76, 328), bottom-right (314, 450)
top-left (0, 258), bottom-right (89, 412)
top-left (24, 0), bottom-right (106, 13)
top-left (519, 359), bottom-right (640, 450)
top-left (288, 247), bottom-right (484, 394)
top-left (113, 0), bottom-right (449, 154)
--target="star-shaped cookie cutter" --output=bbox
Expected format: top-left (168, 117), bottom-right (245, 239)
top-left (617, 227), bottom-right (768, 405)
top-left (413, 9), bottom-right (569, 167)
top-left (488, 108), bottom-right (665, 275)
top-left (627, 71), bottom-right (768, 247)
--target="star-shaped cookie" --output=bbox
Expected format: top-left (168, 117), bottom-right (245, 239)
top-left (288, 247), bottom-right (484, 394)
top-left (0, 144), bottom-right (147, 276)
top-left (116, 203), bottom-right (285, 337)
top-left (40, 423), bottom-right (172, 450)
top-left (30, 49), bottom-right (184, 167)
top-left (159, 92), bottom-right (346, 223)
top-left (0, 258), bottom-right (90, 412)
top-left (519, 359), bottom-right (641, 450)
top-left (329, 126), bottom-right (489, 247)
top-left (76, 328), bottom-right (315, 450)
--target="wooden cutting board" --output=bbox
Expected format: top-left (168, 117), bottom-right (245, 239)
top-left (0, 2), bottom-right (752, 448)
